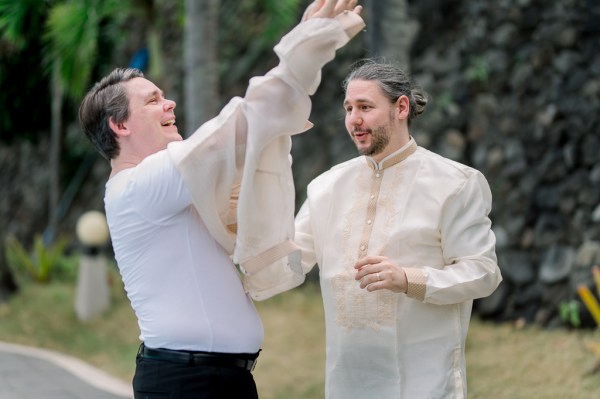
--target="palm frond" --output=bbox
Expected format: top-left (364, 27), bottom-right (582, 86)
top-left (43, 1), bottom-right (98, 99)
top-left (42, 0), bottom-right (129, 100)
top-left (0, 0), bottom-right (48, 49)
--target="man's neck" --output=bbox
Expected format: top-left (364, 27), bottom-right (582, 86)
top-left (110, 159), bottom-right (139, 178)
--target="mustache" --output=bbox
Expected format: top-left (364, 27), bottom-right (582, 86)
top-left (352, 128), bottom-right (371, 135)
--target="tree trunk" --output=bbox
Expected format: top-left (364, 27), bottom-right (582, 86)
top-left (0, 257), bottom-right (18, 302)
top-left (47, 63), bottom-right (63, 244)
top-left (184, 0), bottom-right (219, 137)
top-left (366, 0), bottom-right (419, 71)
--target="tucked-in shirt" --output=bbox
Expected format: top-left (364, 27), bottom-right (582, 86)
top-left (105, 153), bottom-right (263, 352)
top-left (295, 138), bottom-right (502, 398)
top-left (104, 13), bottom-right (366, 352)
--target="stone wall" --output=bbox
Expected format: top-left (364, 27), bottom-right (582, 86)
top-left (406, 0), bottom-right (600, 327)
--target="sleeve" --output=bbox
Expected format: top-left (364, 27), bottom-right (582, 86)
top-left (403, 171), bottom-right (502, 305)
top-left (294, 199), bottom-right (319, 275)
top-left (168, 13), bottom-right (365, 300)
top-left (131, 151), bottom-right (192, 221)
top-left (234, 12), bottom-right (366, 269)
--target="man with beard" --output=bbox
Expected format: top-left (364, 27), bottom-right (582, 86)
top-left (293, 60), bottom-right (502, 398)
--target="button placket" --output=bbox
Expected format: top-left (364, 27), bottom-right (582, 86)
top-left (358, 169), bottom-right (383, 258)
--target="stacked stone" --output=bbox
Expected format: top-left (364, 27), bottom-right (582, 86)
top-left (409, 0), bottom-right (600, 327)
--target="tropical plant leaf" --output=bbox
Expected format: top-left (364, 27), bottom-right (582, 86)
top-left (5, 235), bottom-right (35, 282)
top-left (0, 0), bottom-right (48, 49)
top-left (43, 1), bottom-right (98, 99)
top-left (42, 0), bottom-right (131, 100)
top-left (4, 234), bottom-right (70, 283)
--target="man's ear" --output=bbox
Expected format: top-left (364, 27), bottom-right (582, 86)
top-left (108, 117), bottom-right (130, 138)
top-left (395, 95), bottom-right (410, 120)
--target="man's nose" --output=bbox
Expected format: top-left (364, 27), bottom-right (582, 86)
top-left (348, 111), bottom-right (363, 125)
top-left (164, 99), bottom-right (176, 111)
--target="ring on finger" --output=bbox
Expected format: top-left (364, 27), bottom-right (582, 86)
top-left (377, 272), bottom-right (381, 281)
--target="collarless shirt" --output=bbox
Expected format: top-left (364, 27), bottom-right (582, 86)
top-left (105, 151), bottom-right (263, 353)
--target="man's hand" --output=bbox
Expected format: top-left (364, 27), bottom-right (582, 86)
top-left (302, 0), bottom-right (362, 22)
top-left (354, 255), bottom-right (408, 293)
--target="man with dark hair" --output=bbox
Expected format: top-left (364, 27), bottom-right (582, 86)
top-left (79, 1), bottom-right (364, 398)
top-left (294, 60), bottom-right (502, 398)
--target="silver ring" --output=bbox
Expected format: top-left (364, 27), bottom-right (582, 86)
top-left (377, 272), bottom-right (381, 281)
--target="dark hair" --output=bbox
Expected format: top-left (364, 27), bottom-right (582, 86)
top-left (342, 59), bottom-right (428, 124)
top-left (79, 68), bottom-right (144, 160)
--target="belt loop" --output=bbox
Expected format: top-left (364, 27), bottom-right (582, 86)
top-left (188, 352), bottom-right (195, 365)
top-left (137, 343), bottom-right (145, 357)
top-left (251, 349), bottom-right (260, 371)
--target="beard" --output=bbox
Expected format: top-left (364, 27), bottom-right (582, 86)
top-left (355, 125), bottom-right (391, 157)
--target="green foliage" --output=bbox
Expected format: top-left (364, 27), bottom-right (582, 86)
top-left (42, 0), bottom-right (129, 101)
top-left (262, 0), bottom-right (304, 42)
top-left (436, 91), bottom-right (455, 112)
top-left (560, 299), bottom-right (582, 328)
top-left (0, 0), bottom-right (131, 114)
top-left (0, 0), bottom-right (49, 50)
top-left (221, 0), bottom-right (303, 83)
top-left (4, 234), bottom-right (71, 284)
top-left (465, 56), bottom-right (489, 86)
top-left (43, 1), bottom-right (99, 100)
top-left (53, 252), bottom-right (81, 283)
top-left (0, 0), bottom-right (52, 139)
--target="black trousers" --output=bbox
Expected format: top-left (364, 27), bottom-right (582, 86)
top-left (133, 346), bottom-right (259, 399)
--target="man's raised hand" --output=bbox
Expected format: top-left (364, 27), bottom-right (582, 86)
top-left (302, 0), bottom-right (362, 22)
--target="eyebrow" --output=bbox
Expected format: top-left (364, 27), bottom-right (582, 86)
top-left (343, 98), bottom-right (372, 107)
top-left (143, 89), bottom-right (164, 101)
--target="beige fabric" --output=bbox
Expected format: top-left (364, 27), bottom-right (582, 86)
top-left (403, 267), bottom-right (426, 301)
top-left (295, 138), bottom-right (502, 398)
top-left (168, 13), bottom-right (365, 300)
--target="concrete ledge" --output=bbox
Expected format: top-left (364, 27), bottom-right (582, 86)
top-left (0, 341), bottom-right (133, 398)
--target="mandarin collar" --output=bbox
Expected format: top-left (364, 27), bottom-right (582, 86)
top-left (365, 137), bottom-right (418, 171)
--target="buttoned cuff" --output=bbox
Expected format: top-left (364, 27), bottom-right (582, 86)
top-left (404, 267), bottom-right (427, 301)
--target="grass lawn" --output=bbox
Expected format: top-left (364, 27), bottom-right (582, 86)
top-left (1, 275), bottom-right (599, 398)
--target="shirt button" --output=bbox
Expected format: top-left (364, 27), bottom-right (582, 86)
top-left (367, 220), bottom-right (372, 225)
top-left (370, 195), bottom-right (375, 200)
top-left (360, 245), bottom-right (366, 251)
top-left (375, 173), bottom-right (381, 178)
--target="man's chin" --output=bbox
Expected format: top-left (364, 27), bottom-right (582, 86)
top-left (357, 146), bottom-right (374, 156)
top-left (170, 132), bottom-right (183, 141)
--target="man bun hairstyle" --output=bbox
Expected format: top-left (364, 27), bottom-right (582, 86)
top-left (343, 59), bottom-right (428, 125)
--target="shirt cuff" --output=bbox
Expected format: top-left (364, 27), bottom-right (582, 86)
top-left (404, 267), bottom-right (427, 301)
top-left (334, 10), bottom-right (366, 39)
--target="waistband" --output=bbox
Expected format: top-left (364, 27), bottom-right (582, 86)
top-left (138, 343), bottom-right (259, 371)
